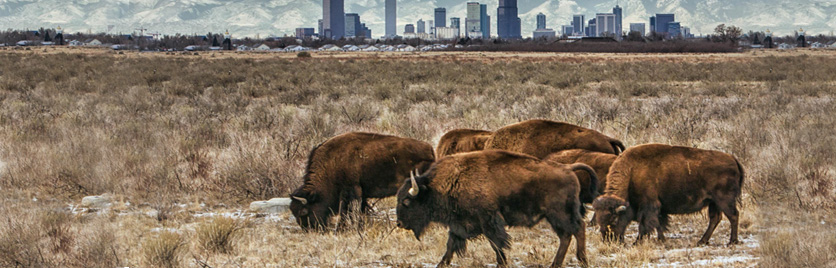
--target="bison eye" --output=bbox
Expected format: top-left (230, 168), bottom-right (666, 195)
top-left (402, 199), bottom-right (411, 207)
top-left (300, 208), bottom-right (309, 216)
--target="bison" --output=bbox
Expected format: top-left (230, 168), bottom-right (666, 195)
top-left (592, 144), bottom-right (744, 246)
top-left (396, 150), bottom-right (593, 268)
top-left (435, 129), bottom-right (492, 158)
top-left (290, 132), bottom-right (435, 230)
top-left (484, 119), bottom-right (625, 159)
top-left (544, 149), bottom-right (617, 204)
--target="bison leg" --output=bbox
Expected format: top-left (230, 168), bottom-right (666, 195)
top-left (484, 227), bottom-right (510, 267)
top-left (551, 233), bottom-right (573, 268)
top-left (657, 214), bottom-right (669, 242)
top-left (697, 204), bottom-right (722, 246)
top-left (574, 221), bottom-right (589, 267)
top-left (437, 231), bottom-right (467, 268)
top-left (720, 203), bottom-right (741, 245)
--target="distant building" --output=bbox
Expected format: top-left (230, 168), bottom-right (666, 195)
top-left (385, 0), bottom-right (396, 37)
top-left (466, 2), bottom-right (483, 38)
top-left (55, 26), bottom-right (64, 45)
top-left (435, 8), bottom-right (447, 28)
top-left (650, 16), bottom-right (656, 33)
top-left (296, 28), bottom-right (316, 39)
top-left (481, 4), bottom-right (490, 38)
top-left (322, 0), bottom-right (345, 39)
top-left (630, 23), bottom-right (646, 36)
top-left (345, 13), bottom-right (362, 37)
top-left (405, 24), bottom-right (415, 34)
top-left (613, 5), bottom-right (623, 36)
top-left (764, 29), bottom-right (774, 48)
top-left (587, 18), bottom-right (597, 37)
top-left (533, 28), bottom-right (556, 39)
top-left (436, 27), bottom-right (460, 40)
top-left (497, 0), bottom-right (521, 39)
top-left (573, 15), bottom-right (585, 36)
top-left (318, 19), bottom-right (323, 36)
top-left (417, 19), bottom-right (425, 33)
top-left (450, 17), bottom-right (461, 29)
top-left (536, 13), bottom-right (547, 30)
top-left (667, 21), bottom-right (681, 38)
top-left (222, 30), bottom-right (232, 50)
top-left (561, 25), bottom-right (574, 36)
top-left (596, 13), bottom-right (616, 37)
top-left (682, 26), bottom-right (691, 38)
top-left (797, 28), bottom-right (807, 47)
top-left (428, 20), bottom-right (435, 34)
top-left (655, 14), bottom-right (675, 36)
top-left (362, 23), bottom-right (371, 38)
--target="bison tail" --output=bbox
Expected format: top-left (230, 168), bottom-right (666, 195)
top-left (570, 163), bottom-right (599, 199)
top-left (735, 157), bottom-right (745, 207)
top-left (610, 139), bottom-right (626, 155)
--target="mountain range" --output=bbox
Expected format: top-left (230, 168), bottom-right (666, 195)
top-left (1, 0), bottom-right (833, 38)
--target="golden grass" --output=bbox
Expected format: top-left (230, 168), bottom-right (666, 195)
top-left (0, 49), bottom-right (834, 267)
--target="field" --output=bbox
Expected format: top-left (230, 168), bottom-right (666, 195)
top-left (1, 47), bottom-right (835, 267)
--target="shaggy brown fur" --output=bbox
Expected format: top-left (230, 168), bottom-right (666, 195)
top-left (396, 150), bottom-right (589, 268)
top-left (290, 132), bottom-right (435, 230)
top-left (592, 144), bottom-right (744, 246)
top-left (545, 149), bottom-right (617, 204)
top-left (484, 119), bottom-right (625, 159)
top-left (435, 129), bottom-right (493, 158)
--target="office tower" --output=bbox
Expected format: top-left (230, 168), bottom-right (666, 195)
top-left (587, 18), bottom-right (597, 37)
top-left (417, 19), bottom-right (425, 33)
top-left (613, 4), bottom-right (622, 36)
top-left (480, 4), bottom-right (490, 38)
top-left (428, 20), bottom-right (434, 34)
top-left (655, 14), bottom-right (675, 35)
top-left (466, 2), bottom-right (481, 37)
top-left (630, 23), bottom-right (646, 36)
top-left (650, 16), bottom-right (656, 32)
top-left (322, 0), bottom-right (345, 39)
top-left (497, 0), bottom-right (521, 39)
top-left (451, 17), bottom-right (461, 29)
top-left (362, 23), bottom-right (371, 38)
top-left (573, 15), bottom-right (585, 36)
top-left (667, 21), bottom-right (681, 37)
top-left (345, 13), bottom-right (361, 37)
top-left (561, 25), bottom-right (574, 36)
top-left (536, 13), bottom-right (546, 30)
top-left (435, 8), bottom-right (446, 28)
top-left (405, 24), bottom-right (415, 33)
top-left (318, 19), bottom-right (323, 36)
top-left (596, 13), bottom-right (616, 37)
top-left (385, 0), bottom-right (396, 37)
top-left (296, 28), bottom-right (315, 38)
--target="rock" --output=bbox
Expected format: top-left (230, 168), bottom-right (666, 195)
top-left (81, 195), bottom-right (112, 209)
top-left (249, 198), bottom-right (291, 214)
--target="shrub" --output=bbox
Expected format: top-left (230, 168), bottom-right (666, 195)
top-left (196, 217), bottom-right (243, 254)
top-left (143, 231), bottom-right (186, 268)
top-left (297, 51), bottom-right (311, 58)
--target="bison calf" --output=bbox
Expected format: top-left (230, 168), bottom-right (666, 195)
top-left (435, 129), bottom-right (492, 158)
top-left (396, 150), bottom-right (591, 268)
top-left (290, 132), bottom-right (434, 230)
top-left (485, 119), bottom-right (625, 159)
top-left (592, 144), bottom-right (744, 246)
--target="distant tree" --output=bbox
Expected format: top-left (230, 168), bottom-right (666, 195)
top-left (627, 31), bottom-right (644, 42)
top-left (712, 24), bottom-right (742, 43)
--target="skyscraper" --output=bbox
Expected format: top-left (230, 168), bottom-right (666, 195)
top-left (385, 0), bottom-right (396, 37)
top-left (345, 13), bottom-right (361, 37)
top-left (596, 13), bottom-right (616, 37)
top-left (497, 0), bottom-right (521, 39)
top-left (417, 19), bottom-right (425, 33)
top-left (322, 0), bottom-right (345, 39)
top-left (466, 2), bottom-right (481, 37)
top-left (480, 4), bottom-right (490, 38)
top-left (573, 15), bottom-right (585, 36)
top-left (667, 22), bottom-right (681, 37)
top-left (451, 17), bottom-right (461, 29)
top-left (435, 8), bottom-right (446, 28)
top-left (655, 14), bottom-right (675, 36)
top-left (405, 24), bottom-right (415, 34)
top-left (613, 5), bottom-right (623, 36)
top-left (428, 20), bottom-right (434, 34)
top-left (650, 16), bottom-right (656, 32)
top-left (536, 13), bottom-right (546, 30)
top-left (587, 18), bottom-right (597, 37)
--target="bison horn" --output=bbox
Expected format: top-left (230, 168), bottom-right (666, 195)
top-left (408, 170), bottom-right (420, 197)
top-left (292, 196), bottom-right (308, 205)
top-left (615, 205), bottom-right (627, 213)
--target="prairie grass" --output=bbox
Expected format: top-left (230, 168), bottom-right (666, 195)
top-left (0, 49), bottom-right (834, 267)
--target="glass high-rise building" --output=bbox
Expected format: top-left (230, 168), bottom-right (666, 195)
top-left (417, 19), bottom-right (425, 34)
top-left (573, 15), bottom-right (585, 36)
top-left (655, 14), bottom-right (675, 35)
top-left (345, 13), bottom-right (361, 37)
top-left (435, 8), bottom-right (446, 28)
top-left (536, 13), bottom-right (546, 30)
top-left (322, 0), bottom-right (345, 39)
top-left (385, 0), bottom-right (396, 37)
top-left (480, 4), bottom-right (490, 38)
top-left (613, 5), bottom-right (623, 36)
top-left (450, 17), bottom-right (461, 29)
top-left (596, 13), bottom-right (616, 37)
top-left (497, 0), bottom-right (521, 39)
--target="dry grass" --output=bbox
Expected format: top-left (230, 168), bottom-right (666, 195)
top-left (0, 49), bottom-right (834, 267)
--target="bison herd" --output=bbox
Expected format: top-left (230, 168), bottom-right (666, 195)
top-left (289, 119), bottom-right (744, 268)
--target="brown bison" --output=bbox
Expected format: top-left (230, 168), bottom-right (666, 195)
top-left (592, 144), bottom-right (744, 245)
top-left (545, 149), bottom-right (617, 204)
top-left (290, 132), bottom-right (435, 230)
top-left (484, 119), bottom-right (625, 159)
top-left (396, 150), bottom-right (593, 268)
top-left (435, 129), bottom-right (492, 158)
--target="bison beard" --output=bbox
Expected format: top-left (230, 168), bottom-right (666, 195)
top-left (396, 150), bottom-right (589, 268)
top-left (592, 144), bottom-right (744, 246)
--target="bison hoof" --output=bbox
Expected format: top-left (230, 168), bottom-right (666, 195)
top-left (696, 240), bottom-right (710, 246)
top-left (727, 240), bottom-right (741, 246)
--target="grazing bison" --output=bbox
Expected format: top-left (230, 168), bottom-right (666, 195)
top-left (484, 119), bottom-right (625, 159)
top-left (592, 144), bottom-right (744, 245)
top-left (435, 129), bottom-right (493, 158)
top-left (290, 132), bottom-right (434, 230)
top-left (545, 149), bottom-right (617, 204)
top-left (396, 150), bottom-right (592, 268)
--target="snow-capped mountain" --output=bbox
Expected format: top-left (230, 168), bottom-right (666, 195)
top-left (0, 0), bottom-right (833, 37)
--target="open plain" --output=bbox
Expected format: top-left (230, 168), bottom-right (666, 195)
top-left (0, 47), bottom-right (834, 267)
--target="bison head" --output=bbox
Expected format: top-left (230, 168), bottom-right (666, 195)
top-left (289, 189), bottom-right (330, 230)
top-left (396, 170), bottom-right (432, 240)
top-left (592, 195), bottom-right (632, 242)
